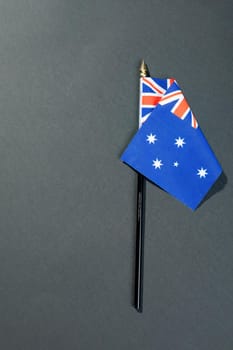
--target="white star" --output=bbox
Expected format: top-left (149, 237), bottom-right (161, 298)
top-left (197, 167), bottom-right (208, 178)
top-left (146, 133), bottom-right (157, 144)
top-left (173, 161), bottom-right (179, 167)
top-left (152, 158), bottom-right (163, 169)
top-left (175, 137), bottom-right (186, 148)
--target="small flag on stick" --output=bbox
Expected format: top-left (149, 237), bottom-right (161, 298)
top-left (121, 73), bottom-right (222, 210)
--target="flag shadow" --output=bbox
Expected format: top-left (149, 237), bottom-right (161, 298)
top-left (197, 171), bottom-right (227, 209)
top-left (143, 171), bottom-right (227, 210)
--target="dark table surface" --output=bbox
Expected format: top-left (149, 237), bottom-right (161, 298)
top-left (0, 1), bottom-right (232, 349)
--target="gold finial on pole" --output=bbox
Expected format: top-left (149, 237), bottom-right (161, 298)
top-left (139, 59), bottom-right (150, 77)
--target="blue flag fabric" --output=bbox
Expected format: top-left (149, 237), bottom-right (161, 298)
top-left (121, 79), bottom-right (222, 210)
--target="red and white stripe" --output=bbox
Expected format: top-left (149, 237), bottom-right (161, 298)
top-left (159, 90), bottom-right (198, 128)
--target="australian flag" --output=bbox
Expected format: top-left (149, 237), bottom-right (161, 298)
top-left (121, 78), bottom-right (222, 210)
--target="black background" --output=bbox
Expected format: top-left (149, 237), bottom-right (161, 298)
top-left (0, 1), bottom-right (232, 349)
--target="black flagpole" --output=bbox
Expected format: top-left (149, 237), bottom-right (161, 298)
top-left (134, 60), bottom-right (150, 312)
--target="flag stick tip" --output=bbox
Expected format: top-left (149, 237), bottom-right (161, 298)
top-left (139, 60), bottom-right (149, 77)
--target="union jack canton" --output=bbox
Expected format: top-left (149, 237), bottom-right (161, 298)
top-left (139, 77), bottom-right (198, 129)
